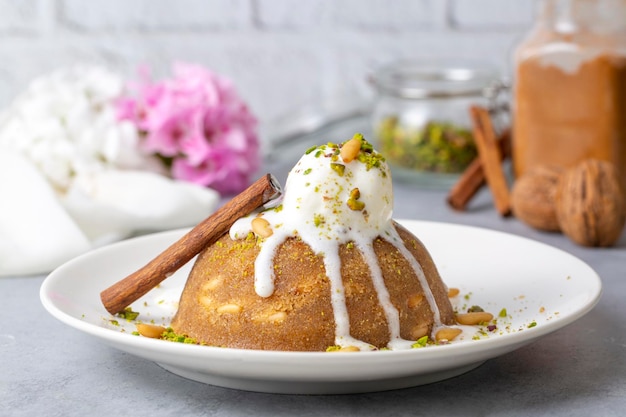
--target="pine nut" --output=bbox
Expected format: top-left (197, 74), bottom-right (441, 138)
top-left (202, 276), bottom-right (223, 291)
top-left (338, 346), bottom-right (360, 352)
top-left (447, 287), bottom-right (460, 297)
top-left (136, 323), bottom-right (167, 339)
top-left (340, 136), bottom-right (362, 163)
top-left (407, 293), bottom-right (424, 308)
top-left (216, 303), bottom-right (242, 314)
top-left (435, 327), bottom-right (462, 342)
top-left (199, 295), bottom-right (213, 307)
top-left (456, 312), bottom-right (494, 325)
top-left (266, 311), bottom-right (287, 323)
top-left (409, 324), bottom-right (429, 340)
top-left (251, 217), bottom-right (273, 238)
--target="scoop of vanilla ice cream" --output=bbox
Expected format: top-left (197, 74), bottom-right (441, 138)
top-left (279, 135), bottom-right (392, 242)
top-left (227, 134), bottom-right (395, 299)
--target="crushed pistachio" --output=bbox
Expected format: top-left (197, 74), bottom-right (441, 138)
top-left (304, 168), bottom-right (312, 175)
top-left (411, 335), bottom-right (430, 348)
top-left (313, 214), bottom-right (325, 227)
top-left (499, 308), bottom-right (508, 318)
top-left (347, 187), bottom-right (365, 211)
top-left (347, 199), bottom-right (365, 211)
top-left (161, 327), bottom-right (199, 344)
top-left (356, 151), bottom-right (384, 172)
top-left (360, 138), bottom-right (373, 153)
top-left (330, 163), bottom-right (345, 176)
top-left (305, 145), bottom-right (317, 155)
top-left (467, 305), bottom-right (484, 313)
top-left (116, 307), bottom-right (140, 321)
top-left (527, 321), bottom-right (537, 328)
top-left (326, 345), bottom-right (342, 352)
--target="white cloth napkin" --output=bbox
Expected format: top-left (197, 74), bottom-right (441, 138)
top-left (0, 150), bottom-right (219, 276)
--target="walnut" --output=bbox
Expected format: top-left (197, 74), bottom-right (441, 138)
top-left (511, 165), bottom-right (563, 232)
top-left (555, 159), bottom-right (626, 247)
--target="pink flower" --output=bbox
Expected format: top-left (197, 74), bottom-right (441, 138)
top-left (117, 63), bottom-right (260, 195)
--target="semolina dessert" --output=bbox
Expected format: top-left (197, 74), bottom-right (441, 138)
top-left (170, 134), bottom-right (455, 351)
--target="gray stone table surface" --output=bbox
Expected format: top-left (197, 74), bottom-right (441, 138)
top-left (2, 121), bottom-right (626, 416)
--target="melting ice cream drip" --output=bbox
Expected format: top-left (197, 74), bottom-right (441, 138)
top-left (354, 237), bottom-right (412, 350)
top-left (229, 135), bottom-right (443, 350)
top-left (382, 227), bottom-right (443, 334)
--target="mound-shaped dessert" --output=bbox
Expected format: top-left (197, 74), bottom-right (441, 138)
top-left (171, 134), bottom-right (455, 351)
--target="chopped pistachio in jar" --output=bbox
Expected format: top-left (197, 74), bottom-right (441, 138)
top-left (376, 116), bottom-right (477, 174)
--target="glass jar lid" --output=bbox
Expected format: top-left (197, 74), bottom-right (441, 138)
top-left (371, 59), bottom-right (499, 99)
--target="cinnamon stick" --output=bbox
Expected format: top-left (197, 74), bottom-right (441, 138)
top-left (100, 173), bottom-right (282, 315)
top-left (469, 106), bottom-right (512, 216)
top-left (447, 128), bottom-right (511, 210)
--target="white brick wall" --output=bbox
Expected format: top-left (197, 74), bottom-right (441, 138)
top-left (0, 0), bottom-right (538, 143)
top-left (61, 0), bottom-right (253, 31)
top-left (0, 0), bottom-right (43, 32)
top-left (450, 0), bottom-right (535, 29)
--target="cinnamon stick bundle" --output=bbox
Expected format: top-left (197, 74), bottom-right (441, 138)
top-left (469, 105), bottom-right (512, 216)
top-left (447, 128), bottom-right (510, 211)
top-left (101, 173), bottom-right (282, 315)
top-left (447, 106), bottom-right (512, 215)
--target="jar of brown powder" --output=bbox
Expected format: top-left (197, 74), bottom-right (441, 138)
top-left (512, 0), bottom-right (626, 186)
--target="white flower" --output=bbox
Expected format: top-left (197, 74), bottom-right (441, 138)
top-left (0, 65), bottom-right (157, 191)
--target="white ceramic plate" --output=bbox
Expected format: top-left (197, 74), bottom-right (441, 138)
top-left (40, 220), bottom-right (602, 394)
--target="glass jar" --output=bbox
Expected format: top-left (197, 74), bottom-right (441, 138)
top-left (370, 59), bottom-right (502, 188)
top-left (512, 0), bottom-right (626, 186)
